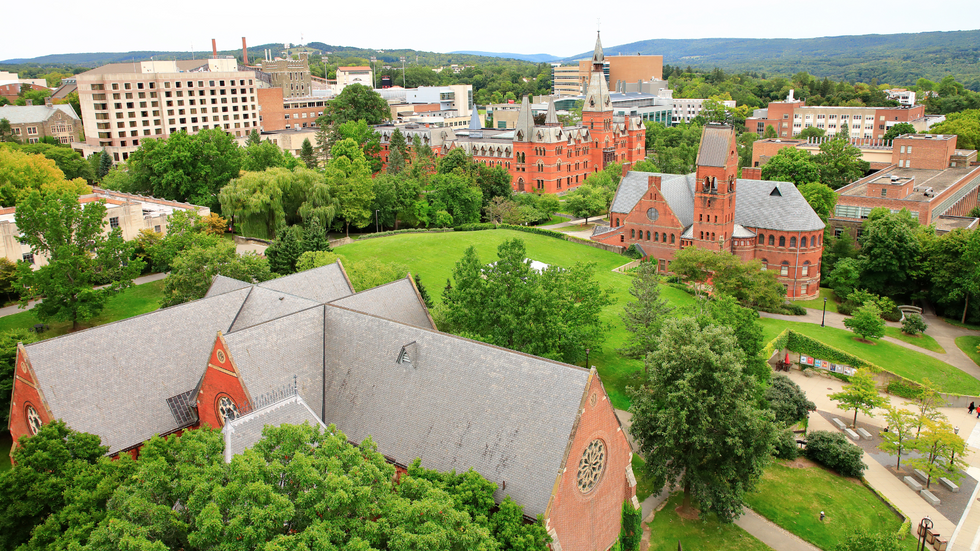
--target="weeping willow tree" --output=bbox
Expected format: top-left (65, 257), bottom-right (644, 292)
top-left (219, 167), bottom-right (331, 239)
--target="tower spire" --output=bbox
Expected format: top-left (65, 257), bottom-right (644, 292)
top-left (592, 31), bottom-right (604, 71)
top-left (583, 32), bottom-right (611, 113)
top-left (514, 96), bottom-right (534, 141)
top-left (544, 97), bottom-right (559, 126)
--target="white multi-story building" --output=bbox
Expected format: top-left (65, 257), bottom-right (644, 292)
top-left (75, 58), bottom-right (261, 161)
top-left (335, 66), bottom-right (373, 93)
top-left (886, 89), bottom-right (917, 107)
top-left (670, 96), bottom-right (736, 125)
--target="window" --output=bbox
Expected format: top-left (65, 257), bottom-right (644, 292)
top-left (769, 235), bottom-right (775, 246)
top-left (670, 234), bottom-right (675, 244)
top-left (631, 229), bottom-right (635, 238)
top-left (779, 236), bottom-right (786, 247)
top-left (834, 228), bottom-right (844, 237)
top-left (780, 262), bottom-right (789, 276)
top-left (801, 283), bottom-right (808, 296)
top-left (801, 236), bottom-right (807, 248)
top-left (802, 262), bottom-right (810, 277)
top-left (760, 260), bottom-right (768, 271)
top-left (22, 253), bottom-right (34, 264)
top-left (881, 188), bottom-right (887, 197)
top-left (109, 217), bottom-right (120, 229)
top-left (790, 237), bottom-right (797, 248)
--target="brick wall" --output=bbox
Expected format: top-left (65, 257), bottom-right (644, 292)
top-left (196, 334), bottom-right (252, 429)
top-left (7, 346), bottom-right (54, 459)
top-left (257, 87), bottom-right (285, 132)
top-left (892, 135), bottom-right (956, 170)
top-left (548, 372), bottom-right (634, 551)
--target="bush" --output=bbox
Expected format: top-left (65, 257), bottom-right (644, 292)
top-left (804, 431), bottom-right (867, 478)
top-left (881, 308), bottom-right (902, 322)
top-left (901, 313), bottom-right (927, 335)
top-left (837, 300), bottom-right (857, 316)
top-left (774, 428), bottom-right (800, 460)
top-left (886, 379), bottom-right (922, 399)
top-left (623, 244), bottom-right (643, 260)
top-left (619, 500), bottom-right (642, 551)
top-left (786, 303), bottom-right (808, 316)
top-left (455, 222), bottom-right (497, 232)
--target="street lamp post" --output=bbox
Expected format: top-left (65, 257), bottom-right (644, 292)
top-left (821, 297), bottom-right (827, 327)
top-left (375, 210), bottom-right (379, 233)
top-left (917, 517), bottom-right (933, 551)
top-left (585, 348), bottom-right (590, 369)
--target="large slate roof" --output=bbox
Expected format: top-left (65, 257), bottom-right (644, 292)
top-left (205, 275), bottom-right (252, 298)
top-left (329, 276), bottom-right (434, 330)
top-left (610, 171), bottom-right (825, 232)
top-left (228, 287), bottom-right (320, 333)
top-left (697, 124), bottom-right (732, 167)
top-left (256, 262), bottom-right (354, 303)
top-left (0, 104), bottom-right (79, 124)
top-left (222, 395), bottom-right (326, 462)
top-left (224, 306), bottom-right (326, 419)
top-left (23, 288), bottom-right (251, 454)
top-left (320, 305), bottom-right (589, 517)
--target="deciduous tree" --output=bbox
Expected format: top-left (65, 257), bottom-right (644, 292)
top-left (907, 418), bottom-right (968, 488)
top-left (628, 316), bottom-right (776, 522)
top-left (766, 372), bottom-right (816, 427)
top-left (828, 369), bottom-right (887, 427)
top-left (878, 406), bottom-right (918, 470)
top-left (844, 303), bottom-right (886, 342)
top-left (161, 241), bottom-right (274, 306)
top-left (760, 147), bottom-right (821, 186)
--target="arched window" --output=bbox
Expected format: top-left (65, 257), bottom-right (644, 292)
top-left (801, 236), bottom-right (808, 248)
top-left (653, 232), bottom-right (658, 242)
top-left (711, 232), bottom-right (716, 241)
top-left (670, 234), bottom-right (675, 244)
top-left (631, 229), bottom-right (635, 238)
top-left (700, 231), bottom-right (704, 240)
top-left (662, 233), bottom-right (667, 242)
top-left (760, 259), bottom-right (768, 271)
top-left (790, 237), bottom-right (797, 248)
top-left (769, 235), bottom-right (775, 246)
top-left (758, 234), bottom-right (765, 245)
top-left (802, 261), bottom-right (810, 277)
top-left (779, 236), bottom-right (786, 247)
top-left (780, 261), bottom-right (789, 276)
top-left (615, 218), bottom-right (620, 226)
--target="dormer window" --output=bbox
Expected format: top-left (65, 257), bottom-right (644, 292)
top-left (397, 341), bottom-right (418, 367)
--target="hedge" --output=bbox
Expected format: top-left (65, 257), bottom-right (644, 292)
top-left (761, 328), bottom-right (790, 360)
top-left (356, 228), bottom-right (455, 240)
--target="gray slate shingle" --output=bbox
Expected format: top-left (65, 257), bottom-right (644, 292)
top-left (696, 124), bottom-right (732, 167)
top-left (329, 277), bottom-right (434, 329)
top-left (257, 262), bottom-right (353, 303)
top-left (223, 395), bottom-right (326, 461)
top-left (205, 275), bottom-right (252, 298)
top-left (228, 287), bottom-right (320, 333)
top-left (24, 288), bottom-right (251, 454)
top-left (321, 305), bottom-right (589, 517)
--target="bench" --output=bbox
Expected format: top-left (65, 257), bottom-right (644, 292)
top-left (844, 428), bottom-right (860, 441)
top-left (831, 418), bottom-right (847, 430)
top-left (939, 477), bottom-right (960, 493)
top-left (915, 468), bottom-right (929, 483)
top-left (856, 428), bottom-right (873, 440)
top-left (904, 476), bottom-right (923, 492)
top-left (920, 489), bottom-right (941, 506)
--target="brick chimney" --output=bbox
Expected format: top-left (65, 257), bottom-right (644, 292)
top-left (648, 175), bottom-right (661, 191)
top-left (44, 96), bottom-right (53, 108)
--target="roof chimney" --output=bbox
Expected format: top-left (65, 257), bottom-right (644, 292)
top-left (242, 37), bottom-right (248, 65)
top-left (212, 38), bottom-right (217, 59)
top-left (44, 96), bottom-right (53, 108)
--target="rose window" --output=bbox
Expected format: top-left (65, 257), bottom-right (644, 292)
top-left (217, 396), bottom-right (239, 425)
top-left (576, 439), bottom-right (606, 493)
top-left (26, 405), bottom-right (42, 435)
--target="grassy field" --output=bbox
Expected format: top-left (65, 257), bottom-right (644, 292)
top-left (336, 230), bottom-right (697, 409)
top-left (745, 461), bottom-right (911, 551)
top-left (759, 318), bottom-right (980, 395)
top-left (943, 318), bottom-right (980, 331)
top-left (538, 215), bottom-right (571, 226)
top-left (956, 335), bottom-right (980, 368)
top-left (647, 494), bottom-right (772, 551)
top-left (883, 326), bottom-right (945, 354)
top-left (0, 280), bottom-right (166, 340)
top-left (791, 287), bottom-right (839, 314)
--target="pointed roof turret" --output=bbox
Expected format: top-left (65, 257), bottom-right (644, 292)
top-left (514, 96), bottom-right (533, 141)
top-left (544, 97), bottom-right (559, 126)
top-left (592, 31), bottom-right (604, 70)
top-left (468, 108), bottom-right (482, 130)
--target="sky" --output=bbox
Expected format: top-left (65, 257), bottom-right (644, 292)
top-left (1, 0), bottom-right (978, 62)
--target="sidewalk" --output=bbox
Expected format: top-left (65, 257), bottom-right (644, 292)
top-left (0, 272), bottom-right (168, 319)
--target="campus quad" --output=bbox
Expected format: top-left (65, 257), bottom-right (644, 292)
top-left (8, 262), bottom-right (636, 551)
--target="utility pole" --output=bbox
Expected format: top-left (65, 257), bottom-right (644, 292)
top-left (370, 56), bottom-right (377, 89)
top-left (400, 56), bottom-right (406, 88)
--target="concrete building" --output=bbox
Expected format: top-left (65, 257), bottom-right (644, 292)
top-left (591, 124), bottom-right (826, 298)
top-left (256, 53), bottom-right (313, 99)
top-left (552, 49), bottom-right (663, 98)
top-left (376, 33), bottom-right (647, 195)
top-left (0, 99), bottom-right (83, 144)
top-left (234, 127), bottom-right (318, 157)
top-left (335, 66), bottom-right (373, 91)
top-left (885, 88), bottom-right (916, 107)
top-left (552, 63), bottom-right (582, 96)
top-left (829, 134), bottom-right (980, 237)
top-left (0, 188), bottom-right (208, 268)
top-left (380, 85), bottom-right (476, 128)
top-left (670, 96), bottom-right (737, 125)
top-left (745, 90), bottom-right (927, 140)
top-left (75, 58), bottom-right (261, 161)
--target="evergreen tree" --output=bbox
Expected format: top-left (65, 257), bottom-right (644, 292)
top-left (302, 216), bottom-right (331, 253)
top-left (246, 129), bottom-right (261, 147)
top-left (414, 273), bottom-right (433, 308)
top-left (387, 147), bottom-right (406, 175)
top-left (97, 148), bottom-right (112, 179)
top-left (618, 261), bottom-right (674, 362)
top-left (389, 127), bottom-right (408, 157)
top-left (300, 138), bottom-right (317, 169)
top-left (266, 222), bottom-right (304, 275)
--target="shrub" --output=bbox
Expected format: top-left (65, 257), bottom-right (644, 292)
top-left (886, 379), bottom-right (922, 399)
top-left (787, 303), bottom-right (808, 316)
top-left (774, 428), bottom-right (800, 460)
top-left (455, 222), bottom-right (497, 232)
top-left (901, 313), bottom-right (927, 336)
top-left (881, 308), bottom-right (902, 322)
top-left (619, 500), bottom-right (642, 551)
top-left (837, 300), bottom-right (856, 316)
top-left (804, 431), bottom-right (866, 478)
top-left (623, 244), bottom-right (643, 259)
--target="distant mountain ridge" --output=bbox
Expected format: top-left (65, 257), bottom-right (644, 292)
top-left (450, 51), bottom-right (560, 63)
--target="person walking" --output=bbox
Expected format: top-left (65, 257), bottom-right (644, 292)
top-left (970, 401), bottom-right (977, 415)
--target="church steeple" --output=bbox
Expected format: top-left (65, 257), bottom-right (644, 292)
top-left (583, 32), bottom-right (611, 113)
top-left (514, 96), bottom-right (534, 141)
top-left (544, 97), bottom-right (559, 126)
top-left (591, 31), bottom-right (604, 72)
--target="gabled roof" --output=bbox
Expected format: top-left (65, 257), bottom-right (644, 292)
top-left (696, 124), bottom-right (733, 167)
top-left (222, 395), bottom-right (326, 462)
top-left (22, 288), bottom-right (251, 454)
top-left (228, 286), bottom-right (320, 333)
top-left (206, 274), bottom-right (253, 298)
top-left (256, 262), bottom-right (354, 303)
top-left (224, 306), bottom-right (326, 420)
top-left (469, 108), bottom-right (482, 130)
top-left (320, 305), bottom-right (590, 517)
top-left (329, 276), bottom-right (435, 330)
top-left (612, 171), bottom-right (825, 232)
top-left (0, 104), bottom-right (79, 124)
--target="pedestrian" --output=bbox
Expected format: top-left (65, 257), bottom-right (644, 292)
top-left (971, 401), bottom-right (977, 415)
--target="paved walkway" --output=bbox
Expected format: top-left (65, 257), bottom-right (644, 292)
top-left (539, 215), bottom-right (609, 241)
top-left (760, 306), bottom-right (980, 382)
top-left (0, 272), bottom-right (168, 318)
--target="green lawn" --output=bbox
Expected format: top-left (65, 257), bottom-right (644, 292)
top-left (538, 215), bottom-right (571, 226)
top-left (956, 335), bottom-right (980, 368)
top-left (745, 461), bottom-right (911, 551)
top-left (943, 318), bottom-right (980, 331)
top-left (647, 494), bottom-right (772, 551)
top-left (759, 318), bottom-right (980, 395)
top-left (791, 287), bottom-right (839, 314)
top-left (884, 326), bottom-right (945, 354)
top-left (0, 280), bottom-right (166, 340)
top-left (335, 230), bottom-right (696, 409)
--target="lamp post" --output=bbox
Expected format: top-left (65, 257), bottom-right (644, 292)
top-left (821, 297), bottom-right (827, 327)
top-left (375, 210), bottom-right (379, 233)
top-left (917, 517), bottom-right (933, 551)
top-left (585, 348), bottom-right (590, 369)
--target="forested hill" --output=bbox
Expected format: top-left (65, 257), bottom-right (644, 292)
top-left (572, 30), bottom-right (980, 89)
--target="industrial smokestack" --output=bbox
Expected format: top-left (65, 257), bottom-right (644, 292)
top-left (242, 37), bottom-right (248, 65)
top-left (212, 39), bottom-right (217, 59)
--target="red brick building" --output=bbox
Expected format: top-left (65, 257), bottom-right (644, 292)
top-left (375, 33), bottom-right (646, 194)
top-left (592, 124), bottom-right (826, 298)
top-left (9, 263), bottom-right (636, 551)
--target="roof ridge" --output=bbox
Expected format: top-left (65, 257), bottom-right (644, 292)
top-left (225, 303), bottom-right (325, 336)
